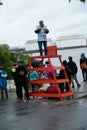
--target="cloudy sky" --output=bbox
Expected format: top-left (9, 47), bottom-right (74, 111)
top-left (0, 0), bottom-right (87, 47)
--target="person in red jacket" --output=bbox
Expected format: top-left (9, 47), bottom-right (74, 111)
top-left (80, 53), bottom-right (87, 82)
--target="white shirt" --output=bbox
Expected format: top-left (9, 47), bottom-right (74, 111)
top-left (35, 25), bottom-right (48, 41)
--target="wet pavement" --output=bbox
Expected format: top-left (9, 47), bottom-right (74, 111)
top-left (0, 82), bottom-right (87, 130)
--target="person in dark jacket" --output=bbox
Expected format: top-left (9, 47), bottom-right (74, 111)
top-left (16, 61), bottom-right (29, 101)
top-left (68, 56), bottom-right (81, 88)
top-left (80, 53), bottom-right (87, 82)
top-left (59, 60), bottom-right (71, 92)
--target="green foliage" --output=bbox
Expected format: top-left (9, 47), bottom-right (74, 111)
top-left (0, 46), bottom-right (13, 79)
top-left (0, 44), bottom-right (9, 50)
top-left (0, 44), bottom-right (30, 79)
top-left (16, 54), bottom-right (30, 67)
top-left (69, 0), bottom-right (86, 2)
top-left (80, 0), bottom-right (86, 2)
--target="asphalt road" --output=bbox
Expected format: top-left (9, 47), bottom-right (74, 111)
top-left (0, 91), bottom-right (87, 130)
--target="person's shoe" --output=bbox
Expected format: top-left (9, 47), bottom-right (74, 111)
top-left (1, 93), bottom-right (4, 100)
top-left (23, 99), bottom-right (29, 103)
top-left (77, 84), bottom-right (81, 88)
top-left (83, 79), bottom-right (86, 82)
top-left (24, 97), bottom-right (31, 102)
top-left (72, 85), bottom-right (75, 89)
top-left (1, 96), bottom-right (4, 100)
top-left (17, 97), bottom-right (23, 102)
top-left (6, 94), bottom-right (8, 99)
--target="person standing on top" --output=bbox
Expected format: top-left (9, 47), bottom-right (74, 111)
top-left (68, 56), bottom-right (81, 89)
top-left (34, 20), bottom-right (49, 56)
top-left (80, 53), bottom-right (87, 82)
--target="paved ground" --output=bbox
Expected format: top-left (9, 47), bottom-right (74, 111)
top-left (0, 81), bottom-right (87, 130)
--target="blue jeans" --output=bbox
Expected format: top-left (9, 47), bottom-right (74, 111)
top-left (38, 41), bottom-right (47, 56)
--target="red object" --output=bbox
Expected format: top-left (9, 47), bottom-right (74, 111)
top-left (46, 85), bottom-right (58, 93)
top-left (25, 46), bottom-right (74, 101)
top-left (47, 45), bottom-right (57, 56)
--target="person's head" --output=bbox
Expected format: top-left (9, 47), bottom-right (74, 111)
top-left (18, 60), bottom-right (23, 66)
top-left (39, 20), bottom-right (44, 27)
top-left (0, 66), bottom-right (3, 71)
top-left (68, 56), bottom-right (72, 61)
top-left (13, 63), bottom-right (17, 66)
top-left (81, 53), bottom-right (85, 58)
top-left (63, 60), bottom-right (67, 66)
top-left (45, 61), bottom-right (49, 65)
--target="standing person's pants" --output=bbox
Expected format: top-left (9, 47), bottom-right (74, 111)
top-left (38, 41), bottom-right (47, 56)
top-left (14, 80), bottom-right (20, 98)
top-left (82, 69), bottom-right (87, 81)
top-left (0, 87), bottom-right (8, 99)
top-left (18, 79), bottom-right (29, 99)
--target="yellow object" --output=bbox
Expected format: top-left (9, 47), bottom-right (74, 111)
top-left (11, 68), bottom-right (16, 72)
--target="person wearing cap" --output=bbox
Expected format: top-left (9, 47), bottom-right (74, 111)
top-left (68, 56), bottom-right (81, 89)
top-left (16, 61), bottom-right (29, 101)
top-left (34, 20), bottom-right (49, 56)
top-left (0, 66), bottom-right (8, 99)
top-left (80, 53), bottom-right (87, 82)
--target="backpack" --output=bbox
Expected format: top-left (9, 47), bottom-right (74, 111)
top-left (81, 62), bottom-right (87, 70)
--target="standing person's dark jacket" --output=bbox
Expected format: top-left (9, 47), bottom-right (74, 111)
top-left (68, 59), bottom-right (77, 74)
top-left (16, 61), bottom-right (29, 100)
top-left (60, 60), bottom-right (71, 81)
top-left (16, 66), bottom-right (27, 80)
top-left (58, 60), bottom-right (71, 92)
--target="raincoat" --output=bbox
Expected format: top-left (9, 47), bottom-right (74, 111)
top-left (0, 70), bottom-right (7, 90)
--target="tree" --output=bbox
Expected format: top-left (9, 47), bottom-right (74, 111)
top-left (0, 46), bottom-right (13, 79)
top-left (0, 44), bottom-right (9, 50)
top-left (69, 0), bottom-right (86, 2)
top-left (0, 44), bottom-right (30, 78)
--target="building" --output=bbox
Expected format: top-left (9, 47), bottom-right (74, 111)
top-left (25, 34), bottom-right (87, 51)
top-left (55, 34), bottom-right (87, 48)
top-left (25, 38), bottom-right (53, 51)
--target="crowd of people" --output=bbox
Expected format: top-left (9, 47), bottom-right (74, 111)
top-left (0, 53), bottom-right (87, 101)
top-left (0, 20), bottom-right (87, 101)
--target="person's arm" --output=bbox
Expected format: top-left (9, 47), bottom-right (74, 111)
top-left (44, 28), bottom-right (49, 34)
top-left (34, 26), bottom-right (41, 33)
top-left (44, 26), bottom-right (49, 34)
top-left (74, 62), bottom-right (78, 73)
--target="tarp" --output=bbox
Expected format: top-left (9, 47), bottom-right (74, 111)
top-left (0, 70), bottom-right (7, 90)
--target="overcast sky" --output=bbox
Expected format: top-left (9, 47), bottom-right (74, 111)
top-left (0, 0), bottom-right (87, 47)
